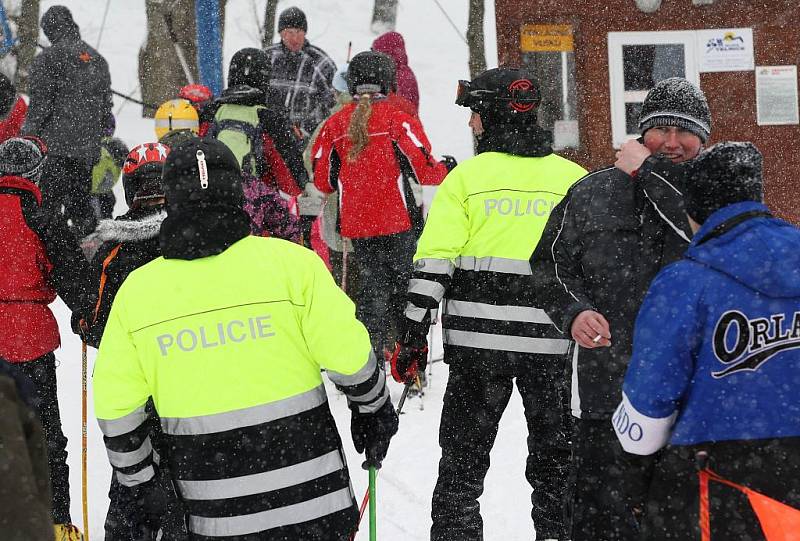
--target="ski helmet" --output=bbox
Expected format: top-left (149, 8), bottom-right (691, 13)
top-left (228, 48), bottom-right (272, 95)
top-left (154, 99), bottom-right (199, 139)
top-left (179, 84), bottom-right (213, 109)
top-left (0, 136), bottom-right (47, 184)
top-left (0, 72), bottom-right (16, 118)
top-left (121, 142), bottom-right (170, 208)
top-left (456, 68), bottom-right (541, 126)
top-left (347, 51), bottom-right (394, 96)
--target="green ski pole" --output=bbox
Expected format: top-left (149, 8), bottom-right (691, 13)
top-left (369, 466), bottom-right (377, 540)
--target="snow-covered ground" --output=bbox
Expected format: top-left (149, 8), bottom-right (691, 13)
top-left (37, 1), bottom-right (539, 539)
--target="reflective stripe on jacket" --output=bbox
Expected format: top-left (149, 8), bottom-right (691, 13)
top-left (94, 236), bottom-right (385, 537)
top-left (406, 151), bottom-right (586, 355)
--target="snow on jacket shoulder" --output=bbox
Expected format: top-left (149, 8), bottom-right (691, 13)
top-left (616, 202), bottom-right (800, 455)
top-left (312, 99), bottom-right (447, 238)
top-left (372, 32), bottom-right (419, 110)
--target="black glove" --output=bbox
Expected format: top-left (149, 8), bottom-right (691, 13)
top-left (127, 477), bottom-right (168, 539)
top-left (351, 398), bottom-right (399, 469)
top-left (441, 155), bottom-right (458, 172)
top-left (70, 305), bottom-right (94, 340)
top-left (390, 330), bottom-right (428, 384)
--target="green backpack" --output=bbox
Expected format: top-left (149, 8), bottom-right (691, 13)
top-left (208, 103), bottom-right (266, 179)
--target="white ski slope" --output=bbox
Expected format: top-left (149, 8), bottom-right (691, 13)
top-left (37, 1), bottom-right (540, 539)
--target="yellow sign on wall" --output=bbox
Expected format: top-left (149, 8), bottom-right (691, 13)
top-left (521, 24), bottom-right (574, 52)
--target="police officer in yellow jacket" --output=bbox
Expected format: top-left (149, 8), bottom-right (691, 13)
top-left (391, 69), bottom-right (586, 541)
top-left (93, 137), bottom-right (398, 541)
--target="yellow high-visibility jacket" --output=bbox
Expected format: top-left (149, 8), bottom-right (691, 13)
top-left (94, 235), bottom-right (387, 538)
top-left (405, 151), bottom-right (586, 359)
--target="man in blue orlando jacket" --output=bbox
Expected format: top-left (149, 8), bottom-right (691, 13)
top-left (613, 142), bottom-right (800, 540)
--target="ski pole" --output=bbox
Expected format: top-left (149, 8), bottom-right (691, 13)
top-left (163, 12), bottom-right (196, 85)
top-left (110, 89), bottom-right (158, 110)
top-left (368, 466), bottom-right (377, 540)
top-left (80, 336), bottom-right (90, 541)
top-left (350, 380), bottom-right (414, 540)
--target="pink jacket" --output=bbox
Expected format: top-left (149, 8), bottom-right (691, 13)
top-left (372, 32), bottom-right (419, 111)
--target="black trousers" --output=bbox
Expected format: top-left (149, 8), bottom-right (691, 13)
top-left (351, 231), bottom-right (416, 356)
top-left (643, 438), bottom-right (800, 541)
top-left (40, 155), bottom-right (97, 239)
top-left (568, 418), bottom-right (653, 541)
top-left (2, 353), bottom-right (71, 523)
top-left (431, 357), bottom-right (572, 541)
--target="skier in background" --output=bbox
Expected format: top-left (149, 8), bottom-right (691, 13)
top-left (207, 47), bottom-right (305, 242)
top-left (392, 68), bottom-right (586, 541)
top-left (24, 5), bottom-right (112, 239)
top-left (264, 6), bottom-right (336, 140)
top-left (312, 50), bottom-right (450, 358)
top-left (0, 136), bottom-right (91, 541)
top-left (372, 31), bottom-right (419, 112)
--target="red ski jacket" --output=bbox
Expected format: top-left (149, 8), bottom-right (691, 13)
top-left (312, 99), bottom-right (447, 238)
top-left (0, 97), bottom-right (27, 143)
top-left (0, 176), bottom-right (59, 361)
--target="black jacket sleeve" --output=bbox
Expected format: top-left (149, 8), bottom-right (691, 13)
top-left (636, 156), bottom-right (692, 243)
top-left (530, 189), bottom-right (595, 336)
top-left (22, 199), bottom-right (93, 312)
top-left (262, 107), bottom-right (309, 190)
top-left (22, 51), bottom-right (59, 137)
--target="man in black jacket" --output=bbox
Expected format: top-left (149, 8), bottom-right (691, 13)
top-left (530, 77), bottom-right (712, 541)
top-left (24, 5), bottom-right (113, 239)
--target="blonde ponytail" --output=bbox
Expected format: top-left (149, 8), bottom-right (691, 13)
top-left (347, 94), bottom-right (373, 162)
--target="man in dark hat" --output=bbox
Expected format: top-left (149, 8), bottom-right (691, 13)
top-left (263, 6), bottom-right (336, 138)
top-left (615, 142), bottom-right (800, 540)
top-left (530, 77), bottom-right (712, 540)
top-left (93, 137), bottom-right (398, 541)
top-left (23, 5), bottom-right (112, 239)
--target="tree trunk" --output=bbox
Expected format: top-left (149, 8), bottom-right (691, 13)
top-left (138, 0), bottom-right (226, 118)
top-left (261, 0), bottom-right (279, 48)
top-left (466, 0), bottom-right (486, 79)
top-left (370, 0), bottom-right (398, 34)
top-left (14, 0), bottom-right (39, 94)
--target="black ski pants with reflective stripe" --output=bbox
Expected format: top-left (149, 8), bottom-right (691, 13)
top-left (3, 353), bottom-right (71, 524)
top-left (431, 355), bottom-right (572, 541)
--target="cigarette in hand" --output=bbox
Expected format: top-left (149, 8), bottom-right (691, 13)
top-left (592, 334), bottom-right (602, 344)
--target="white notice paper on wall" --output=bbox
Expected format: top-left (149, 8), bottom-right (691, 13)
top-left (696, 28), bottom-right (754, 72)
top-left (756, 66), bottom-right (799, 126)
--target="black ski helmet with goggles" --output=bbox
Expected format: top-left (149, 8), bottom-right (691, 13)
top-left (456, 68), bottom-right (541, 126)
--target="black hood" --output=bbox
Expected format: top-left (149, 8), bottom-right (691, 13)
top-left (41, 6), bottom-right (80, 43)
top-left (476, 123), bottom-right (553, 158)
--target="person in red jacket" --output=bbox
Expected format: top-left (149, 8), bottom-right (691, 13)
top-left (0, 73), bottom-right (27, 143)
top-left (313, 50), bottom-right (450, 357)
top-left (0, 136), bottom-right (91, 539)
top-left (372, 31), bottom-right (419, 112)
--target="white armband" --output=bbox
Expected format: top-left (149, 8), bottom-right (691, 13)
top-left (612, 392), bottom-right (677, 455)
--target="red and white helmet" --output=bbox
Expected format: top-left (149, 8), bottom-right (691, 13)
top-left (122, 142), bottom-right (170, 208)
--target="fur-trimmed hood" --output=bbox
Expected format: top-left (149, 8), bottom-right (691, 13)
top-left (93, 210), bottom-right (167, 243)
